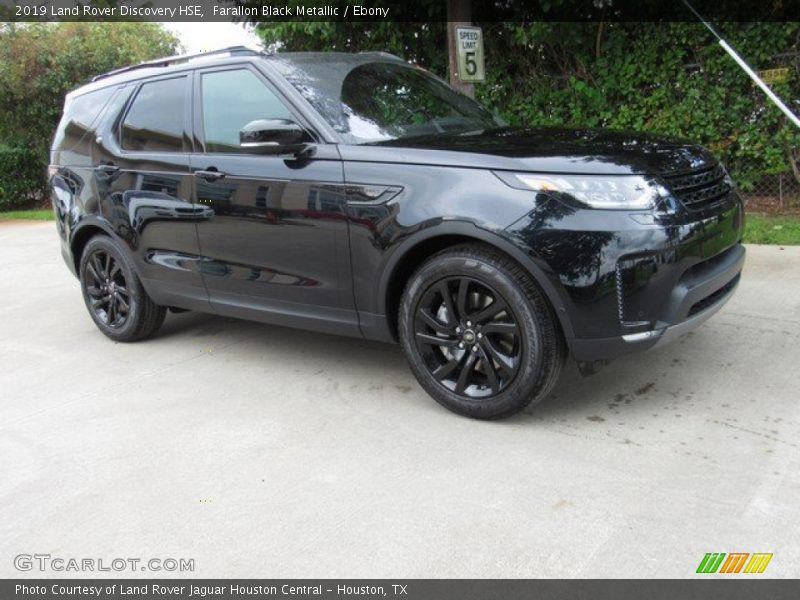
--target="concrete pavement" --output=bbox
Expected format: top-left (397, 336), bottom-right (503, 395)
top-left (1, 221), bottom-right (798, 578)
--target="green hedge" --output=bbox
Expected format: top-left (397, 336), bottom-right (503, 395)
top-left (0, 146), bottom-right (46, 210)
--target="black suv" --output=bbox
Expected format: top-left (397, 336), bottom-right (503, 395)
top-left (50, 47), bottom-right (744, 419)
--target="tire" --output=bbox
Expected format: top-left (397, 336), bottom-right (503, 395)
top-left (399, 243), bottom-right (566, 419)
top-left (79, 235), bottom-right (166, 342)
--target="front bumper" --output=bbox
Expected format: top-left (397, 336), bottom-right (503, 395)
top-left (570, 243), bottom-right (744, 361)
top-left (505, 188), bottom-right (745, 364)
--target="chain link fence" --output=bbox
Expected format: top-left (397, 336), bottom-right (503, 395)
top-left (739, 172), bottom-right (800, 212)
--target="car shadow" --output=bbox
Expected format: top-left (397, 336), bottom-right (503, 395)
top-left (156, 310), bottom-right (712, 422)
top-left (157, 308), bottom-right (410, 374)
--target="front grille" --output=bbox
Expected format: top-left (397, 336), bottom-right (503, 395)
top-left (662, 163), bottom-right (732, 211)
top-left (687, 274), bottom-right (740, 317)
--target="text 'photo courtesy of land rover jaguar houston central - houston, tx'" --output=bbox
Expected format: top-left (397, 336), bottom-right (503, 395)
top-left (49, 47), bottom-right (745, 419)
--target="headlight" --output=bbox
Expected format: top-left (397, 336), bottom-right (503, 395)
top-left (493, 171), bottom-right (666, 210)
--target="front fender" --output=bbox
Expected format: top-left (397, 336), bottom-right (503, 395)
top-left (374, 219), bottom-right (575, 341)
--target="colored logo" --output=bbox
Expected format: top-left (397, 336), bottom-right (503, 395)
top-left (696, 553), bottom-right (773, 574)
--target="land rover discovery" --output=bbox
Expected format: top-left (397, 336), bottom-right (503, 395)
top-left (49, 47), bottom-right (745, 419)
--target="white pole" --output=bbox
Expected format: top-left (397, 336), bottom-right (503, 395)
top-left (718, 39), bottom-right (800, 129)
top-left (681, 0), bottom-right (800, 129)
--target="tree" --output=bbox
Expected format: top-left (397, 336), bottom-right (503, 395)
top-left (0, 22), bottom-right (180, 206)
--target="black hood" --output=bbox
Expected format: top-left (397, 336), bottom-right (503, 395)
top-left (363, 126), bottom-right (717, 175)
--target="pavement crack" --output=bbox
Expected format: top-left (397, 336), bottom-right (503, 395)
top-left (707, 419), bottom-right (798, 448)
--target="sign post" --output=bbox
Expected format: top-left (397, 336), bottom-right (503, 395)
top-left (446, 0), bottom-right (474, 97)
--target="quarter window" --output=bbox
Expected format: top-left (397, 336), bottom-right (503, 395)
top-left (201, 69), bottom-right (293, 153)
top-left (121, 77), bottom-right (187, 152)
top-left (53, 87), bottom-right (116, 152)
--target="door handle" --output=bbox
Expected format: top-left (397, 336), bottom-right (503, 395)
top-left (94, 164), bottom-right (119, 174)
top-left (194, 168), bottom-right (225, 182)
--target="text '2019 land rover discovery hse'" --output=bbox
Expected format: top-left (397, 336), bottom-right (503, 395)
top-left (50, 47), bottom-right (745, 419)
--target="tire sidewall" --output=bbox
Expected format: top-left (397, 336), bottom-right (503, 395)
top-left (399, 252), bottom-right (546, 419)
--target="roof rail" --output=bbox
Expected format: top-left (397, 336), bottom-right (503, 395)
top-left (91, 46), bottom-right (265, 82)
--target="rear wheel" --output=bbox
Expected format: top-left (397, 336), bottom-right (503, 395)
top-left (79, 235), bottom-right (166, 342)
top-left (399, 244), bottom-right (565, 419)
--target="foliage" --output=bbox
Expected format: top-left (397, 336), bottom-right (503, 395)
top-left (261, 22), bottom-right (450, 73)
top-left (0, 145), bottom-right (44, 210)
top-left (257, 20), bottom-right (800, 189)
top-left (743, 213), bottom-right (800, 245)
top-left (0, 22), bottom-right (180, 206)
top-left (0, 209), bottom-right (54, 220)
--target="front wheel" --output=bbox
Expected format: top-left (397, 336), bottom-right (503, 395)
top-left (399, 244), bottom-right (565, 419)
top-left (79, 235), bottom-right (166, 342)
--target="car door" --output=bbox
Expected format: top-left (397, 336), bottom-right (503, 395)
top-left (93, 74), bottom-right (211, 311)
top-left (190, 65), bottom-right (358, 336)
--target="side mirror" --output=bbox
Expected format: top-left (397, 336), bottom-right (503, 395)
top-left (240, 119), bottom-right (309, 155)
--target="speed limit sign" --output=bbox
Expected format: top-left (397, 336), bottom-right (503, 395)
top-left (455, 26), bottom-right (485, 82)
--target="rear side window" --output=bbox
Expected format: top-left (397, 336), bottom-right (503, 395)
top-left (200, 69), bottom-right (293, 153)
top-left (52, 87), bottom-right (116, 152)
top-left (121, 77), bottom-right (187, 152)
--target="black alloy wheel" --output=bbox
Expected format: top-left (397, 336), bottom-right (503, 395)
top-left (79, 235), bottom-right (166, 342)
top-left (399, 244), bottom-right (566, 419)
top-left (413, 276), bottom-right (522, 398)
top-left (84, 249), bottom-right (130, 329)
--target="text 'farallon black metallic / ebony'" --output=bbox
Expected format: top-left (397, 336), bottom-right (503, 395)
top-left (49, 47), bottom-right (745, 419)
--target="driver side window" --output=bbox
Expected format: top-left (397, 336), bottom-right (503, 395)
top-left (200, 69), bottom-right (293, 153)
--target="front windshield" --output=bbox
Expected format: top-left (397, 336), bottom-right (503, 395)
top-left (270, 56), bottom-right (502, 144)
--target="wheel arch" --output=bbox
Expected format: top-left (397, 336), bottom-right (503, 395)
top-left (379, 221), bottom-right (575, 341)
top-left (69, 218), bottom-right (116, 274)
